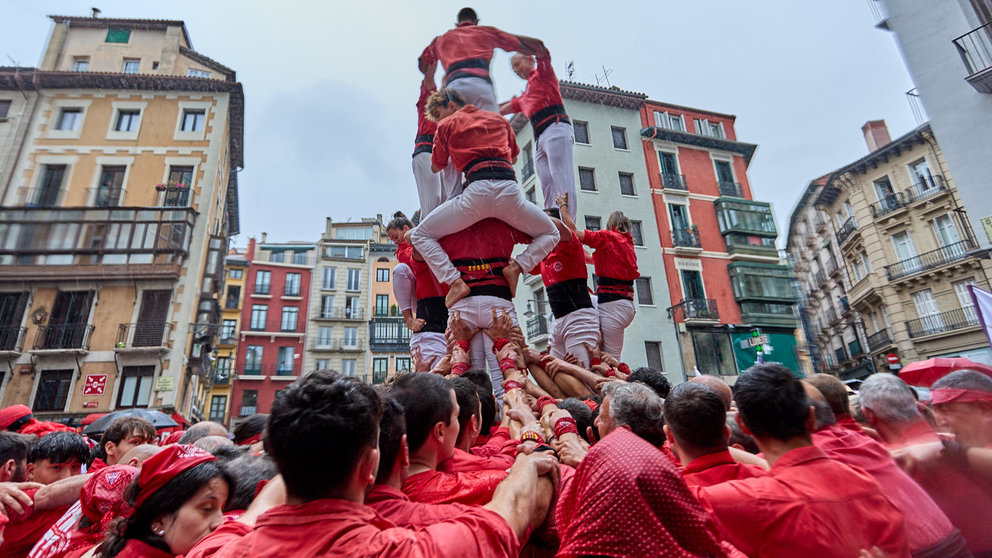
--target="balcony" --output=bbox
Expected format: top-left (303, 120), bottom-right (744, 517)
top-left (32, 323), bottom-right (94, 353)
top-left (369, 317), bottom-right (412, 352)
top-left (718, 181), bottom-right (743, 198)
top-left (866, 329), bottom-right (892, 352)
top-left (115, 322), bottom-right (172, 353)
top-left (660, 172), bottom-right (688, 192)
top-left (813, 269), bottom-right (826, 287)
top-left (0, 207), bottom-right (196, 281)
top-left (311, 339), bottom-right (362, 352)
top-left (870, 176), bottom-right (948, 219)
top-left (224, 297), bottom-right (240, 310)
top-left (667, 298), bottom-right (719, 323)
top-left (907, 307), bottom-right (980, 338)
top-left (315, 307), bottom-right (364, 320)
top-left (885, 240), bottom-right (974, 281)
top-left (835, 346), bottom-right (849, 364)
top-left (725, 234), bottom-right (779, 259)
top-left (254, 285), bottom-right (271, 295)
top-left (527, 315), bottom-right (549, 339)
top-left (211, 367), bottom-right (231, 386)
top-left (815, 214), bottom-right (828, 234)
top-left (0, 326), bottom-right (26, 355)
top-left (825, 305), bottom-right (838, 324)
top-left (217, 334), bottom-right (237, 347)
top-left (672, 229), bottom-right (702, 251)
top-left (521, 160), bottom-right (535, 183)
top-left (836, 217), bottom-right (858, 245)
top-left (953, 21), bottom-right (992, 93)
top-left (848, 339), bottom-right (864, 359)
top-left (823, 256), bottom-right (838, 276)
top-left (240, 362), bottom-right (296, 378)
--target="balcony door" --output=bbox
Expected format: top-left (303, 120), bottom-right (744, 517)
top-left (95, 166), bottom-right (126, 207)
top-left (133, 290), bottom-right (171, 347)
top-left (954, 279), bottom-right (979, 323)
top-left (680, 270), bottom-right (706, 302)
top-left (45, 291), bottom-right (93, 349)
top-left (912, 289), bottom-right (944, 334)
top-left (0, 293), bottom-right (28, 350)
top-left (910, 159), bottom-right (934, 189)
top-left (669, 203), bottom-right (690, 235)
top-left (932, 215), bottom-right (964, 257)
top-left (891, 231), bottom-right (919, 273)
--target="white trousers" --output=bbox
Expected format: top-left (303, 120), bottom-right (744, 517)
top-left (598, 298), bottom-right (636, 361)
top-left (535, 122), bottom-right (577, 219)
top-left (445, 76), bottom-right (498, 113)
top-left (411, 331), bottom-right (447, 365)
top-left (450, 295), bottom-right (518, 397)
top-left (549, 307), bottom-right (601, 368)
top-left (411, 179), bottom-right (560, 285)
top-left (392, 263), bottom-right (417, 313)
top-left (412, 152), bottom-right (463, 218)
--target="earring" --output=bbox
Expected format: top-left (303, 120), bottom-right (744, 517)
top-left (157, 529), bottom-right (166, 536)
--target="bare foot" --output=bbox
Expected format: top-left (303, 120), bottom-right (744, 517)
top-left (445, 278), bottom-right (471, 308)
top-left (502, 261), bottom-right (522, 298)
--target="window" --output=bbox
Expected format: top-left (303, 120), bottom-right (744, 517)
top-left (244, 346), bottom-right (263, 374)
top-left (115, 110), bottom-right (140, 132)
top-left (0, 292), bottom-right (29, 350)
top-left (181, 110), bottom-right (205, 132)
top-left (573, 121), bottom-right (590, 144)
top-left (343, 327), bottom-right (358, 348)
top-left (270, 252), bottom-right (285, 263)
top-left (347, 269), bottom-right (361, 291)
top-left (164, 166), bottom-right (193, 206)
top-left (327, 246), bottom-right (363, 259)
top-left (72, 58), bottom-right (89, 72)
top-left (345, 296), bottom-right (360, 318)
top-left (35, 164), bottom-right (65, 206)
top-left (585, 216), bottom-right (601, 231)
top-left (0, 100), bottom-right (9, 119)
top-left (187, 68), bottom-right (212, 78)
top-left (249, 305), bottom-right (267, 330)
top-left (630, 220), bottom-right (644, 246)
top-left (280, 307), bottom-right (298, 331)
top-left (225, 286), bottom-right (240, 310)
top-left (578, 167), bottom-right (596, 192)
top-left (254, 270), bottom-right (271, 294)
top-left (373, 294), bottom-right (389, 316)
top-left (229, 268), bottom-right (243, 279)
top-left (106, 28), bottom-right (131, 43)
top-left (635, 277), bottom-right (654, 305)
top-left (277, 347), bottom-right (294, 375)
top-left (317, 326), bottom-right (333, 347)
top-left (336, 227), bottom-right (373, 240)
top-left (714, 200), bottom-right (776, 235)
top-left (377, 268), bottom-right (390, 282)
top-left (56, 108), bottom-right (82, 131)
top-left (526, 187), bottom-right (537, 205)
top-left (694, 118), bottom-right (725, 138)
top-left (728, 264), bottom-right (795, 302)
top-left (611, 126), bottom-right (628, 149)
top-left (284, 273), bottom-right (301, 296)
top-left (320, 295), bottom-right (334, 318)
top-left (681, 270), bottom-right (706, 300)
top-left (396, 357), bottom-right (412, 372)
top-left (221, 319), bottom-right (237, 340)
top-left (122, 59), bottom-right (140, 74)
top-left (117, 366), bottom-right (153, 408)
top-left (521, 141), bottom-right (535, 181)
top-left (654, 111), bottom-right (684, 131)
top-left (209, 395), bottom-right (227, 422)
top-left (644, 342), bottom-right (663, 371)
top-left (315, 359), bottom-right (331, 371)
top-left (322, 268), bottom-right (337, 289)
top-left (954, 279), bottom-right (979, 322)
top-left (44, 291), bottom-right (93, 349)
top-left (618, 172), bottom-right (635, 196)
top-left (33, 370), bottom-right (73, 412)
top-left (239, 390), bottom-right (258, 416)
top-left (342, 359), bottom-right (357, 377)
top-left (373, 358), bottom-right (389, 384)
top-left (293, 251), bottom-right (307, 265)
top-left (214, 358), bottom-right (232, 384)
top-left (95, 166), bottom-right (126, 206)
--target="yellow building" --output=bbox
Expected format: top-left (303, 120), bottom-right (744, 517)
top-left (0, 16), bottom-right (243, 424)
top-left (208, 248), bottom-right (246, 426)
top-left (369, 242), bottom-right (412, 382)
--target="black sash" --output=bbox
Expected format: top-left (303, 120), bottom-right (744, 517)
top-left (531, 104), bottom-right (570, 139)
top-left (547, 277), bottom-right (593, 319)
top-left (416, 296), bottom-right (448, 333)
top-left (444, 58), bottom-right (492, 85)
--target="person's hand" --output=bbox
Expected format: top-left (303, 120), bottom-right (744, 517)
top-left (563, 353), bottom-right (579, 366)
top-left (0, 482), bottom-right (42, 516)
top-left (552, 435), bottom-right (587, 468)
top-left (595, 377), bottom-right (623, 392)
top-left (590, 362), bottom-right (612, 377)
top-left (522, 347), bottom-right (543, 365)
top-left (891, 440), bottom-right (943, 475)
top-left (430, 353), bottom-right (452, 375)
top-left (496, 342), bottom-right (520, 367)
top-left (556, 193), bottom-right (568, 208)
top-left (518, 450), bottom-right (559, 478)
top-left (506, 407), bottom-right (534, 425)
top-left (509, 326), bottom-right (527, 350)
top-left (404, 316), bottom-right (426, 333)
top-left (542, 357), bottom-right (563, 379)
top-left (600, 351), bottom-right (620, 368)
top-left (412, 347), bottom-right (437, 373)
top-left (449, 311), bottom-right (477, 341)
top-left (484, 308), bottom-right (514, 340)
top-left (614, 369), bottom-right (629, 382)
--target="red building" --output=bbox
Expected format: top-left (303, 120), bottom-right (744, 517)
top-left (639, 100), bottom-right (799, 378)
top-left (229, 237), bottom-right (315, 423)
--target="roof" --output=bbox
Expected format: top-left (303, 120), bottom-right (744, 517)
top-left (640, 126), bottom-right (758, 167)
top-left (49, 15), bottom-right (193, 49)
top-left (644, 98), bottom-right (736, 120)
top-left (179, 47), bottom-right (235, 82)
top-left (511, 80), bottom-right (647, 133)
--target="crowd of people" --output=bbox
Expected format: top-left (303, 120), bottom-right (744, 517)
top-left (0, 7), bottom-right (990, 558)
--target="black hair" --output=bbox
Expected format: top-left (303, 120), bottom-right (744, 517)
top-left (734, 364), bottom-right (811, 441)
top-left (461, 368), bottom-right (493, 393)
top-left (475, 384), bottom-right (496, 436)
top-left (94, 416), bottom-right (157, 462)
top-left (457, 7), bottom-right (478, 23)
top-left (209, 444), bottom-right (247, 463)
top-left (450, 377), bottom-right (480, 446)
top-left (376, 396), bottom-right (406, 485)
top-left (664, 383), bottom-right (727, 451)
top-left (557, 398), bottom-right (594, 443)
top-left (411, 209), bottom-right (421, 227)
top-left (629, 367), bottom-right (671, 399)
top-left (583, 395), bottom-right (604, 443)
top-left (179, 422), bottom-right (226, 445)
top-left (28, 431), bottom-right (90, 465)
top-left (232, 414), bottom-right (267, 445)
top-left (726, 414), bottom-right (760, 454)
top-left (0, 432), bottom-right (32, 470)
top-left (265, 370), bottom-right (382, 501)
top-left (545, 207), bottom-right (561, 220)
top-left (98, 461), bottom-right (233, 557)
top-left (389, 373), bottom-right (455, 453)
top-left (386, 211), bottom-right (413, 232)
top-left (221, 452), bottom-right (276, 512)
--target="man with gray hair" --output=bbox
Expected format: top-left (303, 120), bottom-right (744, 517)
top-left (859, 373), bottom-right (928, 445)
top-left (594, 382), bottom-right (665, 447)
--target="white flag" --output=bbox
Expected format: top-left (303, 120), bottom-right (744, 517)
top-left (968, 285), bottom-right (992, 347)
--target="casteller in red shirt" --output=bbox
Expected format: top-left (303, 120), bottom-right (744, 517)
top-left (439, 218), bottom-right (531, 301)
top-left (437, 448), bottom-right (514, 474)
top-left (414, 82), bottom-right (438, 156)
top-left (366, 484), bottom-right (477, 528)
top-left (681, 449), bottom-right (767, 489)
top-left (0, 489), bottom-right (71, 558)
top-left (583, 228), bottom-right (639, 301)
top-left (507, 52), bottom-right (566, 122)
top-left (419, 21), bottom-right (522, 85)
top-left (432, 105), bottom-right (519, 175)
top-left (402, 467), bottom-right (507, 507)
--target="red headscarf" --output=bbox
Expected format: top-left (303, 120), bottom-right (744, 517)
top-left (161, 430), bottom-right (186, 446)
top-left (82, 465), bottom-right (139, 527)
top-left (0, 404), bottom-right (31, 429)
top-left (556, 428), bottom-right (732, 557)
top-left (134, 445), bottom-right (215, 507)
top-left (931, 388), bottom-right (992, 406)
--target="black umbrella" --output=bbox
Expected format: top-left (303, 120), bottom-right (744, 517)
top-left (82, 409), bottom-right (179, 436)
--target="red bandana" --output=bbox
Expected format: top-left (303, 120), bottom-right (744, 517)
top-left (931, 388), bottom-right (992, 406)
top-left (81, 464), bottom-right (139, 530)
top-left (237, 433), bottom-right (263, 446)
top-left (0, 404), bottom-right (31, 430)
top-left (135, 445), bottom-right (215, 507)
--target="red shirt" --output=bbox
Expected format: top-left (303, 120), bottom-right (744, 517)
top-left (27, 500), bottom-right (82, 558)
top-left (402, 468), bottom-right (507, 506)
top-left (507, 54), bottom-right (564, 119)
top-left (432, 105), bottom-right (519, 174)
top-left (697, 445), bottom-right (909, 558)
top-left (1, 489), bottom-right (70, 558)
top-left (836, 415), bottom-right (866, 434)
top-left (438, 448), bottom-right (514, 474)
top-left (583, 229), bottom-right (639, 282)
top-left (396, 242), bottom-right (447, 300)
top-left (366, 485), bottom-right (476, 528)
top-left (537, 230), bottom-right (586, 287)
top-left (195, 498), bottom-right (518, 558)
top-left (416, 82), bottom-right (438, 140)
top-left (681, 449), bottom-right (767, 489)
top-left (470, 427), bottom-right (519, 460)
top-left (811, 424), bottom-right (954, 554)
top-left (439, 219), bottom-right (531, 295)
top-left (420, 22), bottom-right (520, 79)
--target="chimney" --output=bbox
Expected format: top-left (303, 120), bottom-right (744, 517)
top-left (861, 120), bottom-right (892, 152)
top-left (260, 232), bottom-right (267, 243)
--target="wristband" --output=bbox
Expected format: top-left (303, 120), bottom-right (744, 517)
top-left (590, 357), bottom-right (602, 366)
top-left (534, 443), bottom-right (557, 456)
top-left (604, 368), bottom-right (616, 378)
top-left (454, 339), bottom-right (470, 353)
top-left (941, 438), bottom-right (970, 470)
top-left (521, 430), bottom-right (545, 444)
top-left (617, 362), bottom-right (631, 375)
top-left (451, 362), bottom-right (469, 376)
top-left (492, 337), bottom-right (511, 354)
top-left (499, 358), bottom-right (517, 373)
top-left (537, 396), bottom-right (557, 413)
top-left (554, 416), bottom-right (579, 438)
top-left (503, 380), bottom-right (524, 392)
top-left (582, 399), bottom-right (599, 412)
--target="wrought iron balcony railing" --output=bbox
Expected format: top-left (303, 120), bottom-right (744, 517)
top-left (907, 307), bottom-right (979, 338)
top-left (954, 21), bottom-right (992, 93)
top-left (667, 298), bottom-right (719, 322)
top-left (866, 329), bottom-right (892, 352)
top-left (718, 181), bottom-right (743, 198)
top-left (116, 322), bottom-right (172, 349)
top-left (660, 173), bottom-right (688, 191)
top-left (0, 326), bottom-right (26, 352)
top-left (885, 240), bottom-right (974, 280)
top-left (837, 217), bottom-right (858, 245)
top-left (672, 229), bottom-right (701, 249)
top-left (527, 315), bottom-right (549, 338)
top-left (33, 323), bottom-right (94, 351)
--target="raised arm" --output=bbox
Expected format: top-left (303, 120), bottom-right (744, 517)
top-left (556, 193), bottom-right (584, 242)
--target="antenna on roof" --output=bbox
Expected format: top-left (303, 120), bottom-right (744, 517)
top-left (91, 7), bottom-right (102, 18)
top-left (566, 60), bottom-right (574, 80)
top-left (594, 65), bottom-right (613, 87)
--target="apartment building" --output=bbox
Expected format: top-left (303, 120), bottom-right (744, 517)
top-left (229, 238), bottom-right (314, 423)
top-left (787, 120), bottom-right (992, 379)
top-left (207, 248), bottom-right (246, 425)
top-left (510, 82), bottom-right (683, 382)
top-left (0, 16), bottom-right (242, 422)
top-left (368, 242), bottom-right (412, 383)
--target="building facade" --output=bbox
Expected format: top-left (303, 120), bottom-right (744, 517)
top-left (787, 120), bottom-right (992, 379)
top-left (229, 238), bottom-right (313, 423)
top-left (0, 16), bottom-right (242, 423)
top-left (368, 242), bottom-right (412, 383)
top-left (510, 82), bottom-right (683, 382)
top-left (638, 99), bottom-right (800, 380)
top-left (208, 248), bottom-right (246, 425)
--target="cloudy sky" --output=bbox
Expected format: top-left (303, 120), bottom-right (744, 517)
top-left (4, 1), bottom-right (917, 246)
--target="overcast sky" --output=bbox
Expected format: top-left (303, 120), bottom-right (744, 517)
top-left (4, 1), bottom-right (917, 246)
